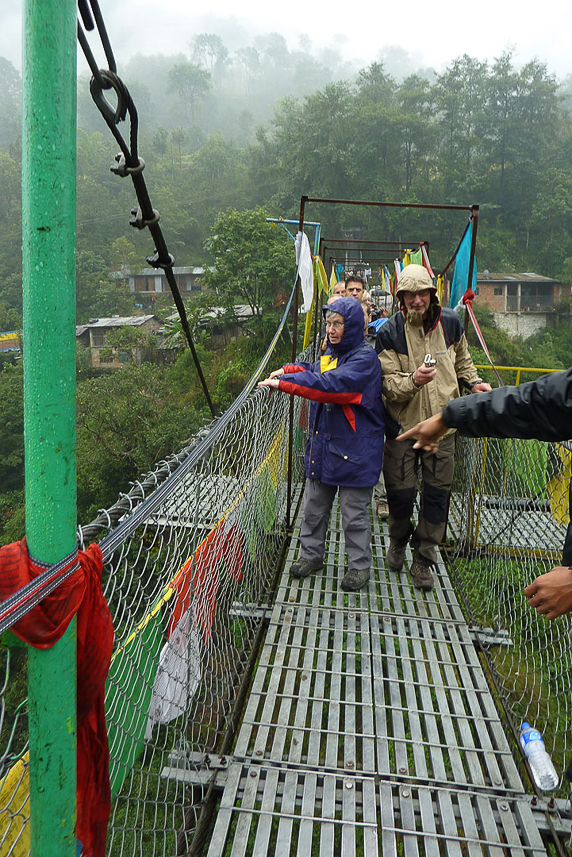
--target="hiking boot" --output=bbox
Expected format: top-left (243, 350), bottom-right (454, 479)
top-left (290, 558), bottom-right (323, 579)
top-left (411, 553), bottom-right (434, 591)
top-left (386, 540), bottom-right (407, 572)
top-left (376, 501), bottom-right (390, 521)
top-left (341, 568), bottom-right (370, 592)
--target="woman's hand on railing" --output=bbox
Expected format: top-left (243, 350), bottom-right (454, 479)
top-left (258, 377), bottom-right (280, 394)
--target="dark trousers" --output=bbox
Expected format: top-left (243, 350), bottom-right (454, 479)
top-left (383, 434), bottom-right (455, 564)
top-left (563, 479), bottom-right (572, 566)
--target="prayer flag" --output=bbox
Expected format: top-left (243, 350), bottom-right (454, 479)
top-left (329, 266), bottom-right (337, 292)
top-left (449, 222), bottom-right (476, 310)
top-left (421, 244), bottom-right (435, 278)
top-left (315, 256), bottom-right (329, 294)
top-left (295, 231), bottom-right (314, 313)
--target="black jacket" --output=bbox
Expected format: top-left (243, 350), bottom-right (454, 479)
top-left (442, 367), bottom-right (572, 441)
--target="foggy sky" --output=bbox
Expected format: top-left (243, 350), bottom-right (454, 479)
top-left (1, 0), bottom-right (571, 81)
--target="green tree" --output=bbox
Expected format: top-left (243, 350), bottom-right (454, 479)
top-left (271, 83), bottom-right (357, 206)
top-left (0, 58), bottom-right (21, 152)
top-left (110, 236), bottom-right (140, 272)
top-left (397, 74), bottom-right (434, 193)
top-left (433, 55), bottom-right (489, 195)
top-left (191, 33), bottom-right (229, 83)
top-left (0, 362), bottom-right (24, 546)
top-left (76, 249), bottom-right (133, 322)
top-left (204, 207), bottom-right (295, 322)
top-left (76, 363), bottom-right (205, 521)
top-left (167, 62), bottom-right (211, 125)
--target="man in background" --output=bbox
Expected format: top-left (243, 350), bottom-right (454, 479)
top-left (345, 275), bottom-right (365, 300)
top-left (332, 280), bottom-right (346, 298)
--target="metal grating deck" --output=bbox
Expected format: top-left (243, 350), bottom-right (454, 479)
top-left (205, 500), bottom-right (553, 855)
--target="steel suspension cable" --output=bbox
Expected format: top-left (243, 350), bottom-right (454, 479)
top-left (0, 275), bottom-right (299, 635)
top-left (76, 0), bottom-right (216, 417)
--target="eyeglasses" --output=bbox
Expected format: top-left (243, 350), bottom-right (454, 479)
top-left (325, 321), bottom-right (344, 330)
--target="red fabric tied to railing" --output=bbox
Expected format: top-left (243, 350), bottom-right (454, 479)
top-left (0, 539), bottom-right (113, 857)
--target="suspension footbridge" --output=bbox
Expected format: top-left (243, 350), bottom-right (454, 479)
top-left (2, 379), bottom-right (572, 856)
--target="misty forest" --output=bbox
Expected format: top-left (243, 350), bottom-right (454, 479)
top-left (2, 33), bottom-right (572, 542)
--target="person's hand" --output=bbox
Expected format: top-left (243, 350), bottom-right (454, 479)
top-left (257, 377), bottom-right (280, 393)
top-left (269, 368), bottom-right (285, 379)
top-left (523, 567), bottom-right (572, 620)
top-left (471, 382), bottom-right (492, 393)
top-left (397, 413), bottom-right (447, 452)
top-left (412, 363), bottom-right (437, 387)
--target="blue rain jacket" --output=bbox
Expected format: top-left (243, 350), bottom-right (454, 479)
top-left (279, 297), bottom-right (385, 487)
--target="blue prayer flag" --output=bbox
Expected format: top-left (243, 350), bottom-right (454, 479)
top-left (449, 222), bottom-right (476, 310)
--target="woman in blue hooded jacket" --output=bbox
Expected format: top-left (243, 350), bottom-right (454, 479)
top-left (258, 297), bottom-right (385, 591)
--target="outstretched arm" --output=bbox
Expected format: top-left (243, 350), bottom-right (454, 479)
top-left (398, 413), bottom-right (448, 452)
top-left (524, 567), bottom-right (572, 620)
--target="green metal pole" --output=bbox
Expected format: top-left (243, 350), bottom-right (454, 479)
top-left (22, 1), bottom-right (78, 855)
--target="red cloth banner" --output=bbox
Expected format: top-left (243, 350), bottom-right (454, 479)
top-left (0, 539), bottom-right (113, 857)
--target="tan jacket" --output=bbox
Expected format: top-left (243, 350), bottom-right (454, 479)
top-left (377, 307), bottom-right (482, 434)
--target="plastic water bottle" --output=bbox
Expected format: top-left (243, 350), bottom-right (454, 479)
top-left (520, 722), bottom-right (559, 791)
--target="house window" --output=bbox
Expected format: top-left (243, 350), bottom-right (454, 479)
top-left (493, 287), bottom-right (502, 296)
top-left (91, 331), bottom-right (105, 347)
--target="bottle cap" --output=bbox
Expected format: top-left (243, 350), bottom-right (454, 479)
top-left (521, 722), bottom-right (530, 730)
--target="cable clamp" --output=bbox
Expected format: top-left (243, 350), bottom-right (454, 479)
top-left (111, 154), bottom-right (145, 178)
top-left (147, 251), bottom-right (175, 270)
top-left (130, 206), bottom-right (160, 230)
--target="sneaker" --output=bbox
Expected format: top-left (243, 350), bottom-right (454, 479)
top-left (386, 540), bottom-right (406, 572)
top-left (411, 553), bottom-right (434, 591)
top-left (290, 558), bottom-right (323, 579)
top-left (376, 501), bottom-right (390, 521)
top-left (341, 568), bottom-right (370, 591)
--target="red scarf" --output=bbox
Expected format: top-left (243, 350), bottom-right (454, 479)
top-left (0, 539), bottom-right (113, 857)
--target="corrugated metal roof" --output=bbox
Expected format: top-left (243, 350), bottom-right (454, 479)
top-left (75, 315), bottom-right (156, 333)
top-left (478, 272), bottom-right (557, 283)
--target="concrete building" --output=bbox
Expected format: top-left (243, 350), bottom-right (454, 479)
top-left (76, 315), bottom-right (173, 369)
top-left (117, 267), bottom-right (209, 297)
top-left (475, 272), bottom-right (572, 338)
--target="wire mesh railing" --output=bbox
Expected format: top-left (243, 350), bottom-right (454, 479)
top-left (449, 431), bottom-right (572, 796)
top-left (0, 371), bottom-right (307, 855)
top-left (2, 354), bottom-right (572, 854)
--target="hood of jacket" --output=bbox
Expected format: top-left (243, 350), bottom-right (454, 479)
top-left (396, 264), bottom-right (436, 296)
top-left (322, 297), bottom-right (365, 355)
top-left (396, 263), bottom-right (440, 327)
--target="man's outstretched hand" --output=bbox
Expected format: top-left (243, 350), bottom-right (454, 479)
top-left (397, 414), bottom-right (448, 453)
top-left (524, 567), bottom-right (572, 620)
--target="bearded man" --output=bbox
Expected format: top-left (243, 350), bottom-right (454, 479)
top-left (375, 264), bottom-right (491, 590)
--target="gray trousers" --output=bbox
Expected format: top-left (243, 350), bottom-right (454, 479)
top-left (299, 479), bottom-right (373, 571)
top-left (383, 434), bottom-right (455, 564)
top-left (373, 470), bottom-right (387, 503)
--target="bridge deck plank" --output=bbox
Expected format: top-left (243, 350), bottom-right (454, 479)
top-left (206, 497), bottom-right (551, 856)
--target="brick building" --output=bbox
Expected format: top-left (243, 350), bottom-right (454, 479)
top-left (474, 272), bottom-right (571, 338)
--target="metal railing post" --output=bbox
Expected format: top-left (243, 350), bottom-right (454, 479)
top-left (22, 0), bottom-right (78, 853)
top-left (286, 196), bottom-right (307, 527)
